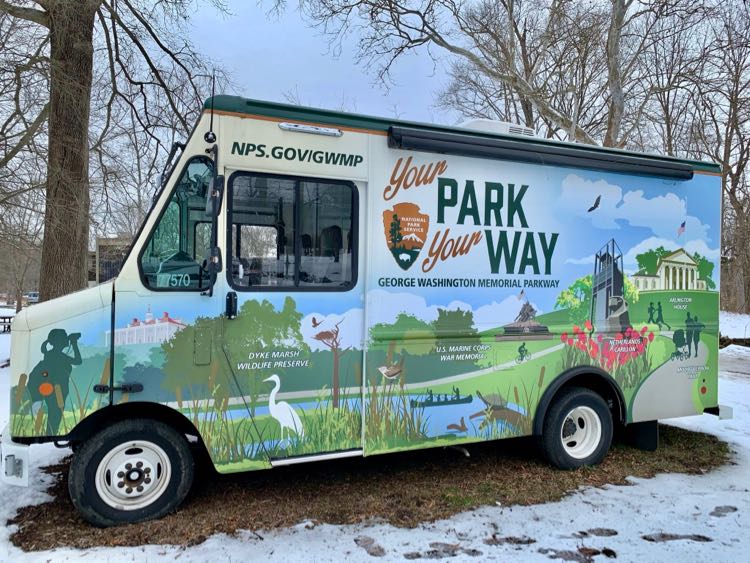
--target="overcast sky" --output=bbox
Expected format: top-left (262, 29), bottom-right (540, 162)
top-left (192, 2), bottom-right (458, 124)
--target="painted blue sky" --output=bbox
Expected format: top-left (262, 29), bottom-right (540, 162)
top-left (376, 166), bottom-right (721, 317)
top-left (121, 165), bottom-right (720, 330)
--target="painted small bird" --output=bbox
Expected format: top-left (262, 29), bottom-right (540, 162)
top-left (378, 356), bottom-right (404, 379)
top-left (587, 195), bottom-right (602, 212)
top-left (311, 316), bottom-right (322, 328)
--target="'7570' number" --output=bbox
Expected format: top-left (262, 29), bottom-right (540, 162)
top-left (156, 273), bottom-right (192, 288)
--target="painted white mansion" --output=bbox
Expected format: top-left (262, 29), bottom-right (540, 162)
top-left (631, 248), bottom-right (707, 291)
top-left (105, 307), bottom-right (186, 346)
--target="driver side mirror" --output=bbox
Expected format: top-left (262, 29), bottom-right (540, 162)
top-left (205, 174), bottom-right (225, 217)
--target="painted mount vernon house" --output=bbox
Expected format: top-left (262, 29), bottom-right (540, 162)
top-left (1, 96), bottom-right (729, 527)
top-left (631, 249), bottom-right (708, 292)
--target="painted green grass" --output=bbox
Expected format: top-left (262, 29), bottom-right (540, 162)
top-left (476, 336), bottom-right (560, 368)
top-left (422, 345), bottom-right (558, 398)
top-left (179, 386), bottom-right (363, 465)
top-left (365, 380), bottom-right (429, 452)
top-left (534, 308), bottom-right (572, 332)
top-left (628, 290), bottom-right (719, 330)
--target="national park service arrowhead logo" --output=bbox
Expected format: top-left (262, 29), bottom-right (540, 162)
top-left (383, 202), bottom-right (429, 271)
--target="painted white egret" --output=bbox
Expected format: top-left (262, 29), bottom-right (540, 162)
top-left (263, 374), bottom-right (305, 445)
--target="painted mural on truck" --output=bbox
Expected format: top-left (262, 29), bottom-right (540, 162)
top-left (8, 149), bottom-right (720, 473)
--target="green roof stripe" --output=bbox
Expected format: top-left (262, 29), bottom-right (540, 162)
top-left (204, 95), bottom-right (722, 174)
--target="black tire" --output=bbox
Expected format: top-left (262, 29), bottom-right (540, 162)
top-left (541, 386), bottom-right (613, 469)
top-left (68, 418), bottom-right (194, 527)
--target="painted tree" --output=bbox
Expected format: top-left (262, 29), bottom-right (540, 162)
top-left (314, 320), bottom-right (349, 408)
top-left (556, 274), bottom-right (639, 326)
top-left (223, 297), bottom-right (307, 416)
top-left (635, 246), bottom-right (671, 275)
top-left (161, 315), bottom-right (219, 403)
top-left (432, 307), bottom-right (480, 353)
top-left (0, 0), bottom-right (227, 301)
top-left (389, 213), bottom-right (403, 247)
top-left (693, 253), bottom-right (716, 290)
top-left (370, 312), bottom-right (435, 352)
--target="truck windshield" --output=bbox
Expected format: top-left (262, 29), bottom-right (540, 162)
top-left (139, 156), bottom-right (214, 290)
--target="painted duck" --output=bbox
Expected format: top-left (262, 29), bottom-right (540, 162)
top-left (447, 416), bottom-right (468, 433)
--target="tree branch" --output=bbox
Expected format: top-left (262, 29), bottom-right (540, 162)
top-left (0, 0), bottom-right (49, 27)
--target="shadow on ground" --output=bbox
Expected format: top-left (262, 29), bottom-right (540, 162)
top-left (9, 425), bottom-right (730, 551)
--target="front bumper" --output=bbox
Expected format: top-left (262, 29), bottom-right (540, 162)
top-left (1, 424), bottom-right (29, 486)
top-left (704, 404), bottom-right (734, 420)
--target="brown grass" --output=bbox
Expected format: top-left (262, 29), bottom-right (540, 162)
top-left (9, 425), bottom-right (730, 551)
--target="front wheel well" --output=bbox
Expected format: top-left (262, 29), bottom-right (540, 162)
top-left (66, 402), bottom-right (207, 456)
top-left (533, 367), bottom-right (626, 436)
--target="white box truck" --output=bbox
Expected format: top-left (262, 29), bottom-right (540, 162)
top-left (1, 96), bottom-right (726, 526)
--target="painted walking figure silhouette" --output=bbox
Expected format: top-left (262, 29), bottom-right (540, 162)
top-left (28, 328), bottom-right (82, 435)
top-left (647, 302), bottom-right (656, 324)
top-left (685, 312), bottom-right (694, 356)
top-left (692, 316), bottom-right (704, 358)
top-left (655, 302), bottom-right (671, 331)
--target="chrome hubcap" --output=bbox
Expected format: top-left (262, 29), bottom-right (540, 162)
top-left (95, 441), bottom-right (171, 510)
top-left (560, 406), bottom-right (602, 460)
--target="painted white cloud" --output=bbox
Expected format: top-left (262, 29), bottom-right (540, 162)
top-left (565, 254), bottom-right (595, 265)
top-left (622, 236), bottom-right (720, 269)
top-left (558, 174), bottom-right (710, 241)
top-left (366, 288), bottom-right (471, 326)
top-left (366, 289), bottom-right (536, 332)
top-left (472, 295), bottom-right (542, 332)
top-left (301, 309), bottom-right (363, 351)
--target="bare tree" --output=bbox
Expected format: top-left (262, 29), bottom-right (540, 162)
top-left (313, 320), bottom-right (350, 408)
top-left (688, 3), bottom-right (750, 312)
top-left (0, 0), bottom-right (228, 301)
top-left (292, 0), bottom-right (709, 147)
top-left (0, 191), bottom-right (44, 311)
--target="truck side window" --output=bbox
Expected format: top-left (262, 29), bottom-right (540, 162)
top-left (229, 172), bottom-right (356, 290)
top-left (139, 156), bottom-right (214, 290)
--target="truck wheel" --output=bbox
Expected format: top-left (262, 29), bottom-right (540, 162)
top-left (541, 387), bottom-right (613, 469)
top-left (68, 418), bottom-right (194, 527)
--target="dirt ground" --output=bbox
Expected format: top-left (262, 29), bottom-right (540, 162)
top-left (9, 425), bottom-right (730, 551)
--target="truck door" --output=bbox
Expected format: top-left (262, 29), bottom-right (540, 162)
top-left (222, 171), bottom-right (364, 462)
top-left (111, 155), bottom-right (223, 411)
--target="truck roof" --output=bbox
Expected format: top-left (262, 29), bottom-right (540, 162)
top-left (204, 95), bottom-right (722, 176)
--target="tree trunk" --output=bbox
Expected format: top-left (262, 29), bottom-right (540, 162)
top-left (604, 0), bottom-right (626, 148)
top-left (15, 288), bottom-right (23, 313)
top-left (332, 348), bottom-right (340, 409)
top-left (39, 1), bottom-right (100, 301)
